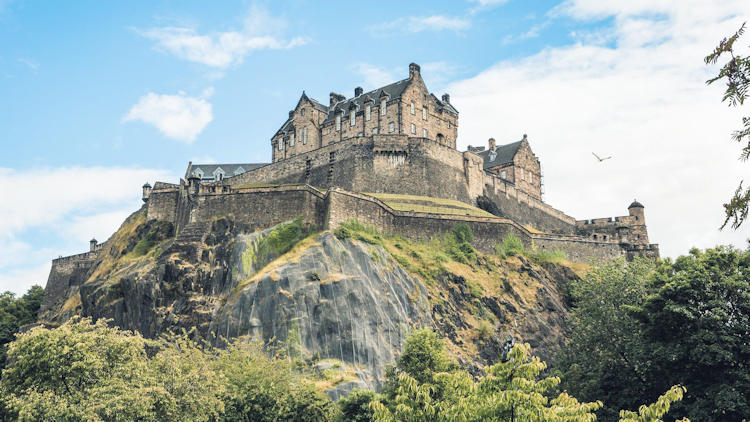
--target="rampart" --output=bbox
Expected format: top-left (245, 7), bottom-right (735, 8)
top-left (225, 134), bottom-right (577, 234)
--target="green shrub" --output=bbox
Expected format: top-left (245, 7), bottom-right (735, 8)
top-left (529, 248), bottom-right (567, 264)
top-left (476, 320), bottom-right (493, 339)
top-left (497, 234), bottom-right (525, 258)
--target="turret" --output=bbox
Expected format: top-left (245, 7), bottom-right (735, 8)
top-left (90, 238), bottom-right (97, 252)
top-left (188, 172), bottom-right (201, 196)
top-left (628, 199), bottom-right (645, 221)
top-left (627, 199), bottom-right (649, 245)
top-left (142, 183), bottom-right (152, 202)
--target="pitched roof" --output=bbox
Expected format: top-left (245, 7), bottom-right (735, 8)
top-left (188, 163), bottom-right (267, 180)
top-left (475, 140), bottom-right (524, 169)
top-left (322, 78), bottom-right (412, 124)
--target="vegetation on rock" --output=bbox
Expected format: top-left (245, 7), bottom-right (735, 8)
top-left (0, 285), bottom-right (44, 367)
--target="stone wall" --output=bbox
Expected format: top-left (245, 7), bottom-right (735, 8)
top-left (39, 252), bottom-right (98, 317)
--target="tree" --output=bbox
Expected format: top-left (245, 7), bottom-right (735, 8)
top-left (0, 285), bottom-right (44, 367)
top-left (554, 258), bottom-right (659, 421)
top-left (705, 22), bottom-right (750, 229)
top-left (633, 247), bottom-right (750, 421)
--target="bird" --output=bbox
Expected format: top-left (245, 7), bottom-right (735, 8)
top-left (592, 152), bottom-right (612, 162)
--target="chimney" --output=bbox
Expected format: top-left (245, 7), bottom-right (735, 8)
top-left (329, 92), bottom-right (345, 107)
top-left (354, 86), bottom-right (363, 97)
top-left (488, 138), bottom-right (496, 151)
top-left (442, 93), bottom-right (450, 104)
top-left (409, 62), bottom-right (421, 79)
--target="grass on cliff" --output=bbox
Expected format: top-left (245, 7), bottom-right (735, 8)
top-left (494, 233), bottom-right (568, 266)
top-left (365, 193), bottom-right (496, 218)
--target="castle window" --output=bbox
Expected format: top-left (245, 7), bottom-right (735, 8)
top-left (521, 168), bottom-right (525, 181)
top-left (410, 102), bottom-right (415, 115)
top-left (381, 99), bottom-right (387, 116)
top-left (422, 128), bottom-right (427, 137)
top-left (301, 108), bottom-right (306, 116)
top-left (278, 139), bottom-right (283, 150)
top-left (350, 111), bottom-right (356, 126)
top-left (336, 114), bottom-right (341, 131)
top-left (501, 170), bottom-right (506, 179)
top-left (372, 127), bottom-right (378, 134)
top-left (389, 122), bottom-right (395, 133)
top-left (366, 104), bottom-right (371, 121)
top-left (290, 133), bottom-right (295, 146)
top-left (448, 121), bottom-right (451, 128)
top-left (303, 127), bottom-right (308, 144)
top-left (529, 172), bottom-right (533, 183)
top-left (422, 107), bottom-right (427, 120)
top-left (411, 123), bottom-right (416, 134)
top-left (327, 127), bottom-right (331, 134)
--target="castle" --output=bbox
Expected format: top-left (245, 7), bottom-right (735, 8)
top-left (53, 63), bottom-right (658, 284)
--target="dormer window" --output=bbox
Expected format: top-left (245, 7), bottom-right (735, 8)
top-left (410, 102), bottom-right (415, 115)
top-left (213, 167), bottom-right (226, 181)
top-left (194, 168), bottom-right (204, 179)
top-left (350, 111), bottom-right (356, 126)
top-left (422, 107), bottom-right (427, 120)
top-left (336, 114), bottom-right (341, 131)
top-left (290, 132), bottom-right (295, 146)
top-left (366, 104), bottom-right (371, 121)
top-left (234, 167), bottom-right (245, 176)
top-left (381, 99), bottom-right (387, 116)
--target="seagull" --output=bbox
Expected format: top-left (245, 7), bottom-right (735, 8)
top-left (592, 152), bottom-right (612, 162)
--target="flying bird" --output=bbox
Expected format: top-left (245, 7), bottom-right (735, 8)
top-left (592, 152), bottom-right (612, 162)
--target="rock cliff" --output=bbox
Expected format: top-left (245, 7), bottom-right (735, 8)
top-left (40, 208), bottom-right (579, 396)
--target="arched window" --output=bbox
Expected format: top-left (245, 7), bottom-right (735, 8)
top-left (437, 133), bottom-right (445, 143)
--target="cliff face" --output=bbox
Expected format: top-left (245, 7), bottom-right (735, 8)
top-left (40, 210), bottom-right (578, 395)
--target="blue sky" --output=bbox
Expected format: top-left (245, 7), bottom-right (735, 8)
top-left (1, 0), bottom-right (749, 294)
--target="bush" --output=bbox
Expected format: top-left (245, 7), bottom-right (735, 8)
top-left (529, 248), bottom-right (567, 264)
top-left (496, 234), bottom-right (525, 258)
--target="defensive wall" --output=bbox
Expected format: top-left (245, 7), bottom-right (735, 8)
top-left (40, 245), bottom-right (104, 318)
top-left (226, 134), bottom-right (578, 235)
top-left (144, 183), bottom-right (629, 262)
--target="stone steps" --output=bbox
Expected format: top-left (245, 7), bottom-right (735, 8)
top-left (165, 221), bottom-right (211, 260)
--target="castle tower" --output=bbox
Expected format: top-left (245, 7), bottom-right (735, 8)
top-left (142, 183), bottom-right (152, 202)
top-left (90, 238), bottom-right (97, 252)
top-left (628, 200), bottom-right (649, 245)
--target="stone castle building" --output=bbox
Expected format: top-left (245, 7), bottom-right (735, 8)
top-left (50, 63), bottom-right (658, 289)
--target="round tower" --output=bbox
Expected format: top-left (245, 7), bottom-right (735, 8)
top-left (142, 183), bottom-right (152, 202)
top-left (628, 199), bottom-right (645, 221)
top-left (627, 200), bottom-right (649, 245)
top-left (188, 172), bottom-right (201, 195)
top-left (90, 238), bottom-right (98, 252)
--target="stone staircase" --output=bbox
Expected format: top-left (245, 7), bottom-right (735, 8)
top-left (164, 221), bottom-right (211, 261)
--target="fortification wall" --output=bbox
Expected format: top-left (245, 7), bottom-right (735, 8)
top-left (40, 252), bottom-right (98, 317)
top-left (147, 188), bottom-right (179, 222)
top-left (482, 173), bottom-right (576, 233)
top-left (190, 186), bottom-right (328, 231)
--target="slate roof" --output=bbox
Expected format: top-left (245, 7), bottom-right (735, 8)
top-left (322, 78), bottom-right (412, 124)
top-left (187, 163), bottom-right (268, 180)
top-left (629, 200), bottom-right (644, 209)
top-left (475, 140), bottom-right (524, 169)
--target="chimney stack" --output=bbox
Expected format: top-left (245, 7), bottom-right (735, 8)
top-left (488, 138), bottom-right (496, 151)
top-left (442, 93), bottom-right (450, 104)
top-left (354, 86), bottom-right (363, 97)
top-left (409, 62), bottom-right (421, 79)
top-left (329, 92), bottom-right (345, 107)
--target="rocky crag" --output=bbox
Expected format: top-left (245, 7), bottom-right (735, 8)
top-left (40, 207), bottom-right (578, 397)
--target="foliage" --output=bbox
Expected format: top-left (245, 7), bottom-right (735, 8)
top-left (705, 22), bottom-right (750, 228)
top-left (0, 317), bottom-right (338, 421)
top-left (442, 223), bottom-right (477, 264)
top-left (496, 233), bottom-right (525, 258)
top-left (369, 329), bottom-right (685, 422)
top-left (495, 234), bottom-right (567, 264)
top-left (253, 217), bottom-right (313, 263)
top-left (0, 285), bottom-right (44, 367)
top-left (338, 389), bottom-right (379, 422)
top-left (619, 385), bottom-right (689, 422)
top-left (556, 248), bottom-right (750, 421)
top-left (334, 219), bottom-right (384, 245)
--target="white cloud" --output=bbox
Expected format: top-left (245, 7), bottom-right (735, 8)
top-left (368, 15), bottom-right (471, 35)
top-left (124, 91), bottom-right (213, 143)
top-left (0, 166), bottom-right (174, 295)
top-left (138, 6), bottom-right (308, 68)
top-left (352, 63), bottom-right (399, 89)
top-left (449, 1), bottom-right (750, 258)
top-left (17, 58), bottom-right (38, 70)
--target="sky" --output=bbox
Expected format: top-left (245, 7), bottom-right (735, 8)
top-left (1, 0), bottom-right (749, 295)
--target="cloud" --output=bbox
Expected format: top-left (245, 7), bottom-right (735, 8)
top-left (0, 166), bottom-right (174, 294)
top-left (124, 91), bottom-right (213, 143)
top-left (449, 0), bottom-right (750, 258)
top-left (138, 5), bottom-right (308, 68)
top-left (368, 15), bottom-right (470, 35)
top-left (352, 63), bottom-right (399, 89)
top-left (17, 58), bottom-right (38, 70)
